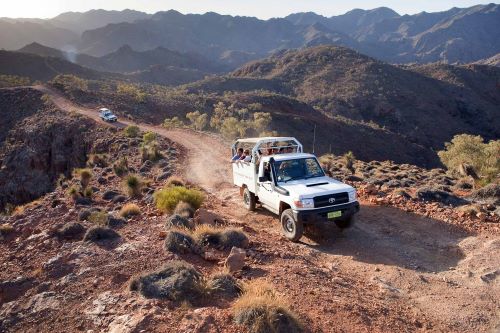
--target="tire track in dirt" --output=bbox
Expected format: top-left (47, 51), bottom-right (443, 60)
top-left (34, 85), bottom-right (234, 196)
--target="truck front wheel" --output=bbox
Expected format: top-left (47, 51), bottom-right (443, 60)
top-left (243, 188), bottom-right (256, 211)
top-left (281, 209), bottom-right (303, 242)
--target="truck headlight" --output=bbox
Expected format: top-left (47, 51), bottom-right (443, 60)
top-left (293, 198), bottom-right (314, 209)
top-left (348, 190), bottom-right (357, 202)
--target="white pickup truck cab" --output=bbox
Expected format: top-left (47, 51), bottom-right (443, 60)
top-left (99, 108), bottom-right (118, 122)
top-left (232, 137), bottom-right (359, 241)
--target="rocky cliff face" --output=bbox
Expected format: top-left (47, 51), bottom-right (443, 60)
top-left (0, 88), bottom-right (97, 210)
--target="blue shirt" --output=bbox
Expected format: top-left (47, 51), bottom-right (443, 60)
top-left (232, 154), bottom-right (241, 161)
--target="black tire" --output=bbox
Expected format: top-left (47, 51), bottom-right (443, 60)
top-left (334, 215), bottom-right (355, 229)
top-left (281, 209), bottom-right (303, 242)
top-left (243, 188), bottom-right (256, 211)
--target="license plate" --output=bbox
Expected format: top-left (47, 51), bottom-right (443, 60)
top-left (328, 211), bottom-right (342, 219)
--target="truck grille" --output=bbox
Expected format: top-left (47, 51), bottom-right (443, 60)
top-left (313, 192), bottom-right (349, 208)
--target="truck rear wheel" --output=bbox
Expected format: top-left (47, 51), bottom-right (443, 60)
top-left (243, 188), bottom-right (256, 211)
top-left (335, 215), bottom-right (355, 229)
top-left (281, 209), bottom-right (303, 242)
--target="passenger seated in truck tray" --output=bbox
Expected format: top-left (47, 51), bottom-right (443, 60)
top-left (232, 148), bottom-right (244, 161)
top-left (239, 149), bottom-right (252, 162)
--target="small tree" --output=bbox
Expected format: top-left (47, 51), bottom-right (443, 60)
top-left (438, 134), bottom-right (499, 185)
top-left (186, 111), bottom-right (208, 131)
top-left (343, 151), bottom-right (356, 174)
top-left (124, 125), bottom-right (140, 138)
top-left (163, 117), bottom-right (184, 129)
top-left (143, 131), bottom-right (156, 145)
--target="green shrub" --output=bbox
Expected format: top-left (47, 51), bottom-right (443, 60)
top-left (163, 116), bottom-right (184, 129)
top-left (67, 185), bottom-right (80, 200)
top-left (124, 125), bottom-right (140, 138)
top-left (154, 186), bottom-right (204, 213)
top-left (186, 111), bottom-right (208, 131)
top-left (83, 187), bottom-right (93, 198)
top-left (124, 175), bottom-right (142, 197)
top-left (143, 131), bottom-right (157, 145)
top-left (117, 83), bottom-right (147, 103)
top-left (50, 74), bottom-right (88, 95)
top-left (343, 151), bottom-right (356, 174)
top-left (438, 134), bottom-right (499, 186)
top-left (113, 157), bottom-right (129, 176)
top-left (0, 74), bottom-right (31, 88)
top-left (140, 142), bottom-right (162, 162)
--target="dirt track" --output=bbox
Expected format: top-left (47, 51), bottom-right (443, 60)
top-left (37, 85), bottom-right (500, 332)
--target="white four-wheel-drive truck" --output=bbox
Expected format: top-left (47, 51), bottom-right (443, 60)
top-left (232, 137), bottom-right (359, 242)
top-left (99, 108), bottom-right (118, 122)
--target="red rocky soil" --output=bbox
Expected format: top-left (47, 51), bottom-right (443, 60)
top-left (0, 86), bottom-right (499, 333)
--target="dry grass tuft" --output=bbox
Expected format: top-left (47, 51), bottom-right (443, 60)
top-left (120, 203), bottom-right (141, 218)
top-left (233, 280), bottom-right (303, 333)
top-left (174, 201), bottom-right (195, 218)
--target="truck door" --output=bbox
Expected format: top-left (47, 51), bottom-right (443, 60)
top-left (257, 162), bottom-right (280, 214)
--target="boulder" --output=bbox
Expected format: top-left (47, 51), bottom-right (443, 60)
top-left (225, 247), bottom-right (246, 273)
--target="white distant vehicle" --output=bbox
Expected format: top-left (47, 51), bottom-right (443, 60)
top-left (232, 137), bottom-right (359, 242)
top-left (98, 108), bottom-right (118, 122)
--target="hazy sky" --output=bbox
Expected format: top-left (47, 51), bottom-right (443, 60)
top-left (2, 0), bottom-right (498, 19)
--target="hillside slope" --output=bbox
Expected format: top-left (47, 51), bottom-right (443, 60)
top-left (230, 46), bottom-right (500, 150)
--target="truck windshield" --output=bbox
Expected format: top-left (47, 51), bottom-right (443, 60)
top-left (273, 158), bottom-right (325, 183)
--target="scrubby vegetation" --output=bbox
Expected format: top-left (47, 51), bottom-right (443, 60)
top-left (124, 125), bottom-right (140, 138)
top-left (165, 176), bottom-right (185, 188)
top-left (74, 168), bottom-right (92, 189)
top-left (88, 211), bottom-right (109, 226)
top-left (186, 111), bottom-right (208, 130)
top-left (164, 230), bottom-right (195, 254)
top-left (0, 74), bottom-right (31, 88)
top-left (154, 186), bottom-right (204, 213)
top-left (87, 153), bottom-right (108, 167)
top-left (57, 222), bottom-right (86, 240)
top-left (83, 226), bottom-right (120, 242)
top-left (140, 140), bottom-right (162, 162)
top-left (120, 203), bottom-right (141, 218)
top-left (113, 157), bottom-right (129, 176)
top-left (117, 83), bottom-right (147, 103)
top-left (129, 260), bottom-right (204, 302)
top-left (163, 116), bottom-right (185, 129)
top-left (142, 131), bottom-right (157, 145)
top-left (206, 273), bottom-right (242, 298)
top-left (232, 280), bottom-right (303, 333)
top-left (174, 201), bottom-right (195, 218)
top-left (124, 174), bottom-right (142, 197)
top-left (192, 225), bottom-right (249, 250)
top-left (165, 214), bottom-right (194, 229)
top-left (438, 134), bottom-right (499, 186)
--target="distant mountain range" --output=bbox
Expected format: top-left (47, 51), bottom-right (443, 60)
top-left (1, 4), bottom-right (499, 67)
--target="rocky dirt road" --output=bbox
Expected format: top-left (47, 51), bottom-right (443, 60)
top-left (36, 85), bottom-right (500, 332)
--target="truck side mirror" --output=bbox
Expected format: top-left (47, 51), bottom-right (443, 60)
top-left (259, 176), bottom-right (270, 183)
